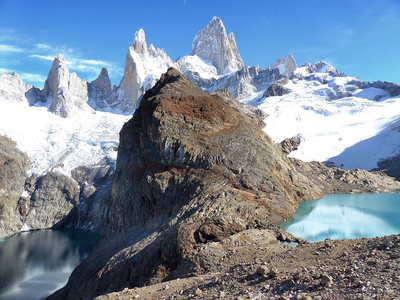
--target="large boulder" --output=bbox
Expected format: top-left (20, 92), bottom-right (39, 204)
top-left (23, 172), bottom-right (80, 229)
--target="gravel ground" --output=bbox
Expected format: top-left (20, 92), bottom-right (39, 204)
top-left (96, 234), bottom-right (400, 300)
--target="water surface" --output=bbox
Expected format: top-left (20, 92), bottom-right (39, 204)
top-left (281, 193), bottom-right (400, 242)
top-left (0, 229), bottom-right (98, 300)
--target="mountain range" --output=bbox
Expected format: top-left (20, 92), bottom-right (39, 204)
top-left (1, 16), bottom-right (400, 299)
top-left (1, 16), bottom-right (399, 179)
top-left (0, 16), bottom-right (399, 238)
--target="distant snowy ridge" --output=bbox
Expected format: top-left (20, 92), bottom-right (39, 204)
top-left (254, 74), bottom-right (400, 171)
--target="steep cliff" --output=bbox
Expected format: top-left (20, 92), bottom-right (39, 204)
top-left (0, 136), bottom-right (29, 237)
top-left (42, 54), bottom-right (90, 118)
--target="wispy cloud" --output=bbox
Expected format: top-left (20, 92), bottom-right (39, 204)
top-left (35, 43), bottom-right (53, 50)
top-left (30, 54), bottom-right (55, 61)
top-left (0, 29), bottom-right (123, 85)
top-left (0, 67), bottom-right (12, 74)
top-left (28, 42), bottom-right (123, 81)
top-left (30, 51), bottom-right (123, 81)
top-left (0, 44), bottom-right (24, 53)
top-left (20, 72), bottom-right (46, 84)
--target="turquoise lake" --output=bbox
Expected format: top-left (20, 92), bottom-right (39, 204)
top-left (280, 193), bottom-right (400, 242)
top-left (0, 229), bottom-right (98, 300)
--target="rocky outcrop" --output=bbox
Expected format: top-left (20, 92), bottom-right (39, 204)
top-left (374, 154), bottom-right (400, 181)
top-left (88, 68), bottom-right (118, 110)
top-left (42, 54), bottom-right (90, 117)
top-left (264, 82), bottom-right (289, 98)
top-left (0, 136), bottom-right (29, 237)
top-left (191, 17), bottom-right (244, 75)
top-left (21, 172), bottom-right (80, 229)
top-left (273, 54), bottom-right (297, 78)
top-left (280, 136), bottom-right (300, 155)
top-left (50, 68), bottom-right (399, 300)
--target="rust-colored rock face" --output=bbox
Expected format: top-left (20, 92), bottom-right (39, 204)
top-left (109, 68), bottom-right (315, 232)
top-left (52, 68), bottom-right (399, 300)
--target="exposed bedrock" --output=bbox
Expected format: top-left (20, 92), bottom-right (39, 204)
top-left (50, 68), bottom-right (399, 299)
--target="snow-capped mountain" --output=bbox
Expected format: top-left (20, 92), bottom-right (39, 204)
top-left (118, 28), bottom-right (175, 111)
top-left (42, 54), bottom-right (90, 117)
top-left (190, 16), bottom-right (244, 75)
top-left (0, 15), bottom-right (399, 180)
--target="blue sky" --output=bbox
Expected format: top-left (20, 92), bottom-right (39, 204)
top-left (0, 0), bottom-right (399, 88)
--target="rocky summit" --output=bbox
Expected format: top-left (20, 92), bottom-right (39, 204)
top-left (49, 68), bottom-right (399, 300)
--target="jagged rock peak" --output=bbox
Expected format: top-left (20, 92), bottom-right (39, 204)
top-left (42, 53), bottom-right (89, 117)
top-left (93, 67), bottom-right (110, 85)
top-left (132, 28), bottom-right (148, 54)
top-left (191, 16), bottom-right (244, 75)
top-left (273, 54), bottom-right (297, 77)
top-left (118, 30), bottom-right (174, 112)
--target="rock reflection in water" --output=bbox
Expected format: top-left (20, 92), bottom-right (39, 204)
top-left (281, 193), bottom-right (400, 242)
top-left (0, 229), bottom-right (98, 300)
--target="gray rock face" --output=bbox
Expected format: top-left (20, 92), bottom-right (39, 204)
top-left (273, 54), bottom-right (297, 78)
top-left (0, 136), bottom-right (29, 237)
top-left (263, 82), bottom-right (289, 98)
top-left (191, 17), bottom-right (244, 74)
top-left (42, 54), bottom-right (90, 117)
top-left (23, 172), bottom-right (80, 229)
top-left (88, 68), bottom-right (118, 110)
top-left (69, 163), bottom-right (114, 231)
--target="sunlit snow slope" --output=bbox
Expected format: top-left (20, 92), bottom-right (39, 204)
top-left (248, 72), bottom-right (400, 170)
top-left (0, 99), bottom-right (130, 176)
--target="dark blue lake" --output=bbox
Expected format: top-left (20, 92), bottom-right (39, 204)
top-left (281, 193), bottom-right (400, 242)
top-left (0, 229), bottom-right (98, 300)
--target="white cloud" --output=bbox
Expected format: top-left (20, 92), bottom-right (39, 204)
top-left (0, 44), bottom-right (24, 53)
top-left (30, 54), bottom-right (56, 61)
top-left (20, 72), bottom-right (46, 84)
top-left (0, 67), bottom-right (12, 74)
top-left (30, 47), bottom-right (123, 81)
top-left (35, 43), bottom-right (53, 50)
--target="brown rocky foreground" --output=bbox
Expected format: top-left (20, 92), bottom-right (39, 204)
top-left (96, 234), bottom-right (400, 300)
top-left (49, 68), bottom-right (399, 300)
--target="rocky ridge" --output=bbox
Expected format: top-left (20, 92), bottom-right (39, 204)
top-left (49, 68), bottom-right (399, 300)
